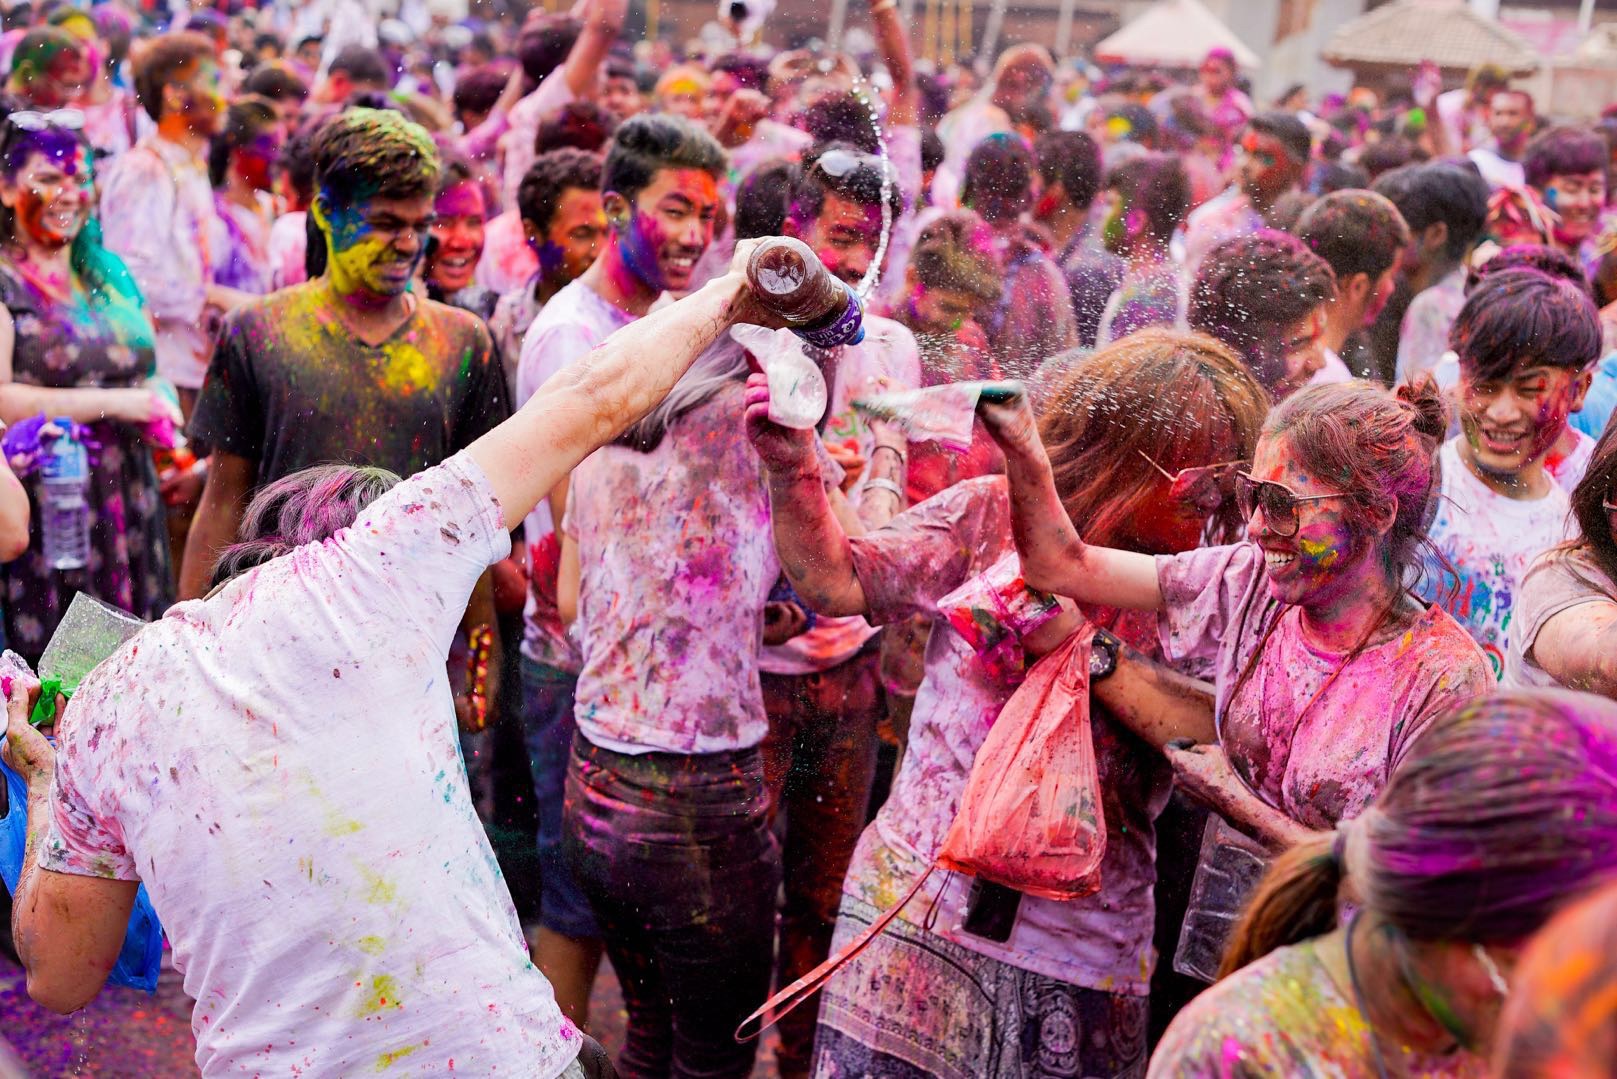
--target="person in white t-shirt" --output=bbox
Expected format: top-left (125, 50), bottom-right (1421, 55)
top-left (1, 235), bottom-right (792, 1078)
top-left (1466, 87), bottom-right (1535, 192)
top-left (1418, 268), bottom-right (1601, 678)
top-left (512, 111), bottom-right (727, 1032)
top-left (1294, 189), bottom-right (1410, 386)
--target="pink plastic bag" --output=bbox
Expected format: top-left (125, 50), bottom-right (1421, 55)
top-left (936, 627), bottom-right (1106, 901)
top-left (735, 625), bottom-right (1106, 1041)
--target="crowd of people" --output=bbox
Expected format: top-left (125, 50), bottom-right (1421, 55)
top-left (1, 1), bottom-right (1617, 1076)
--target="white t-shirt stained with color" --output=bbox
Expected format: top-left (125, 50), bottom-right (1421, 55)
top-left (40, 454), bottom-right (580, 1077)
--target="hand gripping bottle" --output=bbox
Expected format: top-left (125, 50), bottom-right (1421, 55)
top-left (40, 421), bottom-right (89, 571)
top-left (746, 236), bottom-right (866, 348)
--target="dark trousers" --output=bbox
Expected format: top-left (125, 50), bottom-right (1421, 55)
top-left (565, 735), bottom-right (780, 1079)
top-left (758, 650), bottom-right (882, 1078)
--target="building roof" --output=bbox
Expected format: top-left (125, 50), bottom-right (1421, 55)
top-left (1092, 0), bottom-right (1260, 70)
top-left (1321, 0), bottom-right (1540, 74)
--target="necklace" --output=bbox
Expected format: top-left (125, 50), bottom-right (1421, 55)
top-left (1345, 912), bottom-right (1392, 1079)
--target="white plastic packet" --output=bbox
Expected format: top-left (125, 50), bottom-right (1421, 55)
top-left (731, 325), bottom-right (829, 430)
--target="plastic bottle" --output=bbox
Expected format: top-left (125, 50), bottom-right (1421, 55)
top-left (746, 236), bottom-right (865, 348)
top-left (40, 421), bottom-right (89, 571)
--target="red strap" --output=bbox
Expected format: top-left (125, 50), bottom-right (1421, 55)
top-left (734, 864), bottom-right (935, 1043)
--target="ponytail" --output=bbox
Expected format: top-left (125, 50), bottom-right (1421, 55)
top-left (1218, 832), bottom-right (1341, 977)
top-left (1395, 374), bottom-right (1449, 444)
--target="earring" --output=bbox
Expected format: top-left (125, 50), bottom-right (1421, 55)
top-left (1473, 943), bottom-right (1510, 997)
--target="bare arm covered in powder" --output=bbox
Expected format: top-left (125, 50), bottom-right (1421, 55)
top-left (976, 391), bottom-right (1164, 610)
top-left (467, 243), bottom-right (787, 531)
top-left (1532, 599), bottom-right (1617, 699)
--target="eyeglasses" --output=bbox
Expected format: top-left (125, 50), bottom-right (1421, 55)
top-left (811, 148), bottom-right (889, 184)
top-left (6, 110), bottom-right (85, 133)
top-left (1137, 450), bottom-right (1247, 515)
top-left (1234, 472), bottom-right (1347, 538)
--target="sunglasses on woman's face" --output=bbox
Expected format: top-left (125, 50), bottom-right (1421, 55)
top-left (1604, 494), bottom-right (1617, 514)
top-left (1137, 450), bottom-right (1247, 515)
top-left (1234, 472), bottom-right (1347, 538)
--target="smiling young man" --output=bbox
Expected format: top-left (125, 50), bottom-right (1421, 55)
top-left (1420, 268), bottom-right (1602, 678)
top-left (1524, 125), bottom-right (1610, 267)
top-left (511, 111), bottom-right (725, 1031)
top-left (180, 109), bottom-right (510, 601)
top-left (1294, 189), bottom-right (1411, 382)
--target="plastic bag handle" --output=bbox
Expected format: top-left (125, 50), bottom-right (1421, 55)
top-left (734, 864), bottom-right (935, 1043)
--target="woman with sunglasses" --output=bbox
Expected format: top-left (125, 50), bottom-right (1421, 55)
top-left (981, 376), bottom-right (1489, 853)
top-left (746, 329), bottom-right (1267, 1078)
top-left (0, 110), bottom-right (178, 661)
top-left (1508, 415), bottom-right (1617, 697)
top-left (1153, 689), bottom-right (1617, 1077)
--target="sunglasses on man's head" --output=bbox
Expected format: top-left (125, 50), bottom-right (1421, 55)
top-left (1137, 450), bottom-right (1246, 515)
top-left (1233, 472), bottom-right (1346, 538)
top-left (811, 148), bottom-right (889, 184)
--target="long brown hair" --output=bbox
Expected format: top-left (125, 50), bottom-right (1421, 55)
top-left (1036, 328), bottom-right (1269, 548)
top-left (1558, 415), bottom-right (1617, 589)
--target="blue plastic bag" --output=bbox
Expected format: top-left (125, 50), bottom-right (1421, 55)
top-left (1, 749), bottom-right (164, 993)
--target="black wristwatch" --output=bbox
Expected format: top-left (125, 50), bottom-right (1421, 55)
top-left (1090, 627), bottom-right (1121, 681)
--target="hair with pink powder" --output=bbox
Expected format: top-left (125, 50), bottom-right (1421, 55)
top-left (210, 464), bottom-right (400, 588)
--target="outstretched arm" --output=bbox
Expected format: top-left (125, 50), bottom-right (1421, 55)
top-left (562, 0), bottom-right (627, 98)
top-left (976, 390), bottom-right (1165, 610)
top-left (468, 243), bottom-right (785, 531)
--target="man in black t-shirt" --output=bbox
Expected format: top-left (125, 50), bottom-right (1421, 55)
top-left (182, 108), bottom-right (511, 600)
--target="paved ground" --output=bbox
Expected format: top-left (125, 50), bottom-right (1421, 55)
top-left (0, 952), bottom-right (783, 1078)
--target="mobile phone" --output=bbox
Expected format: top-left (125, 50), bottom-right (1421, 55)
top-left (961, 878), bottom-right (1022, 942)
top-left (976, 383), bottom-right (1024, 404)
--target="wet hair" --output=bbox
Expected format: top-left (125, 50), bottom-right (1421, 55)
top-left (1466, 243), bottom-right (1591, 296)
top-left (1034, 130), bottom-right (1102, 212)
top-left (1037, 329), bottom-right (1269, 548)
top-left (908, 209), bottom-right (1001, 306)
top-left (1247, 110), bottom-right (1312, 165)
top-left (130, 30), bottom-right (213, 123)
top-left (732, 158), bottom-right (795, 240)
top-left (327, 45), bottom-right (389, 88)
top-left (242, 63), bottom-right (308, 104)
top-left (1525, 125), bottom-right (1608, 189)
top-left (1450, 268), bottom-right (1601, 382)
top-left (1294, 188), bottom-right (1411, 283)
top-left (1560, 417), bottom-right (1617, 590)
top-left (1496, 879), bottom-right (1617, 1079)
top-left (208, 95), bottom-right (279, 189)
top-left (801, 91), bottom-right (881, 153)
top-left (785, 141), bottom-right (903, 233)
top-left (1106, 152), bottom-right (1190, 245)
top-left (1224, 690), bottom-right (1617, 974)
top-left (452, 65), bottom-right (507, 121)
top-left (1263, 378), bottom-right (1449, 597)
top-left (535, 100), bottom-right (616, 155)
top-left (1189, 230), bottom-right (1336, 392)
top-left (7, 26), bottom-right (83, 91)
top-left (961, 133), bottom-right (1035, 225)
top-left (517, 14), bottom-right (581, 83)
top-left (312, 107), bottom-right (440, 213)
top-left (210, 465), bottom-right (401, 588)
top-left (1371, 161), bottom-right (1489, 262)
top-left (600, 112), bottom-right (725, 207)
top-left (518, 147), bottom-right (602, 236)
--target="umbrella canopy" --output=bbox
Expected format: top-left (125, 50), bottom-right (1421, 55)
top-left (1093, 0), bottom-right (1259, 70)
top-left (1322, 0), bottom-right (1540, 75)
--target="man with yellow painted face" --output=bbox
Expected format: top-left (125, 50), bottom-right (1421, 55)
top-left (100, 31), bottom-right (238, 408)
top-left (180, 109), bottom-right (510, 605)
top-left (1183, 111), bottom-right (1310, 269)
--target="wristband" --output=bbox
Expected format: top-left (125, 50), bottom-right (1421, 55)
top-left (864, 477), bottom-right (905, 502)
top-left (871, 443), bottom-right (907, 467)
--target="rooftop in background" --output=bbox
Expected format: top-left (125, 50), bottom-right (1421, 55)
top-left (1093, 0), bottom-right (1259, 70)
top-left (1322, 0), bottom-right (1541, 75)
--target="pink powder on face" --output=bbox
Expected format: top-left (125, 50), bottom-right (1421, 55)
top-left (434, 181), bottom-right (486, 222)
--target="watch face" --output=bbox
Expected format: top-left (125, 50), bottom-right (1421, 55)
top-left (1090, 633), bottom-right (1118, 679)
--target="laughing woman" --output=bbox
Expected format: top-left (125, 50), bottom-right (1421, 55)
top-left (981, 377), bottom-right (1491, 851)
top-left (0, 110), bottom-right (178, 660)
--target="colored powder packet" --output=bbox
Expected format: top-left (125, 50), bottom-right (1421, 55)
top-left (936, 551), bottom-right (1061, 684)
top-left (732, 325), bottom-right (829, 430)
top-left (851, 382), bottom-right (992, 453)
top-left (38, 592), bottom-right (147, 697)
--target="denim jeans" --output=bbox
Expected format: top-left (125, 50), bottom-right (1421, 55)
top-left (565, 736), bottom-right (780, 1079)
top-left (518, 658), bottom-right (598, 938)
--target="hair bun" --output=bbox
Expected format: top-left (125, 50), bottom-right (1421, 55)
top-left (1396, 374), bottom-right (1449, 442)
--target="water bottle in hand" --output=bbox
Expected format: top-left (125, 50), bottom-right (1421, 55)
top-left (746, 237), bottom-right (865, 348)
top-left (40, 421), bottom-right (89, 571)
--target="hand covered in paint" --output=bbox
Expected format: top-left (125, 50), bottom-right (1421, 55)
top-left (824, 441), bottom-right (865, 492)
top-left (1, 674), bottom-right (53, 783)
top-left (744, 371), bottom-right (818, 476)
top-left (762, 601), bottom-right (810, 645)
top-left (106, 387), bottom-right (182, 429)
top-left (1165, 742), bottom-right (1248, 819)
top-left (974, 383), bottom-right (1038, 460)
